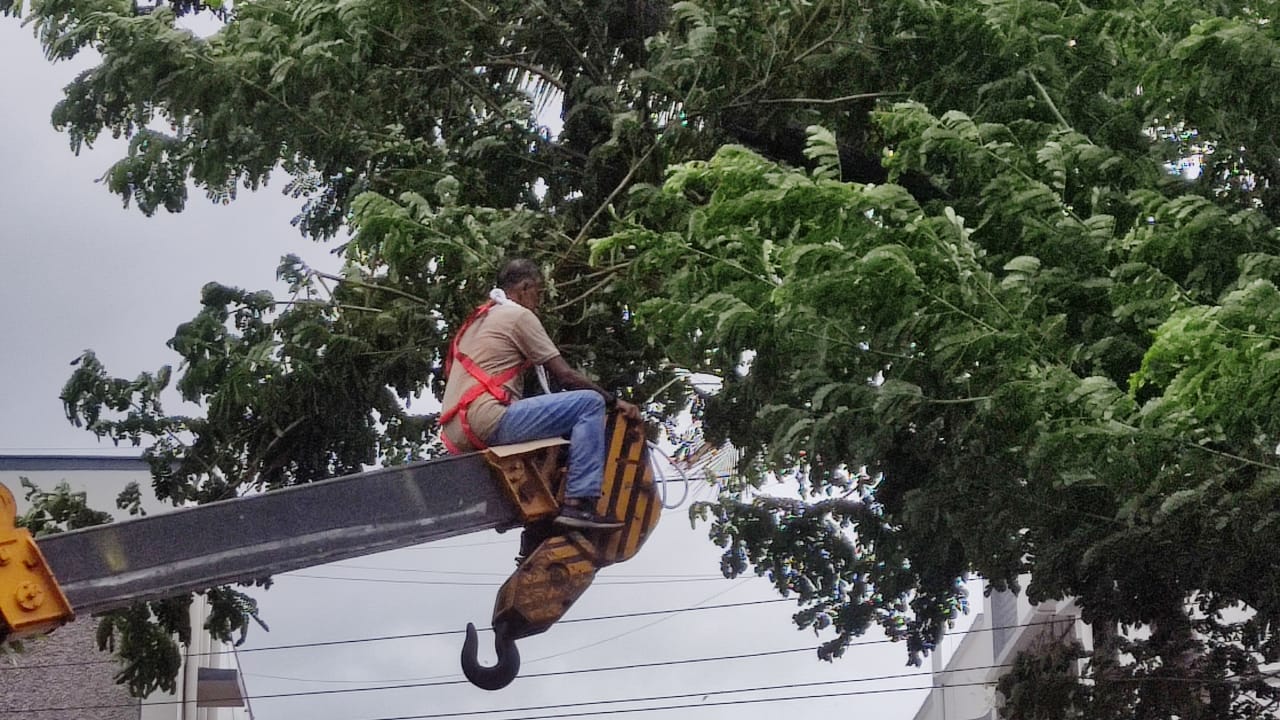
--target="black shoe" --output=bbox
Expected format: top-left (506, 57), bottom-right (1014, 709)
top-left (554, 501), bottom-right (624, 530)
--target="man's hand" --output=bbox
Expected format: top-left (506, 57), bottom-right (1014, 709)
top-left (615, 399), bottom-right (642, 423)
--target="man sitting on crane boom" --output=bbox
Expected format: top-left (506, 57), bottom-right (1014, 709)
top-left (439, 258), bottom-right (642, 530)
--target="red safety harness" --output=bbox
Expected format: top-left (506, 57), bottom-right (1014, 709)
top-left (439, 301), bottom-right (531, 454)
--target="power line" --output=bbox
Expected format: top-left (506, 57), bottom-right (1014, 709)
top-left (520, 577), bottom-right (753, 668)
top-left (14, 650), bottom-right (1271, 718)
top-left (1, 651), bottom-right (986, 714)
top-left (353, 667), bottom-right (985, 720)
top-left (4, 620), bottom-right (1078, 714)
top-left (230, 643), bottom-right (258, 720)
top-left (252, 597), bottom-right (788, 655)
top-left (252, 580), bottom-right (758, 684)
top-left (354, 663), bottom-right (1280, 720)
top-left (246, 642), bottom-right (812, 686)
top-left (0, 598), bottom-right (793, 672)
top-left (359, 682), bottom-right (974, 720)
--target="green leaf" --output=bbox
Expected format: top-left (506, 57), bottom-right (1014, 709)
top-left (803, 125), bottom-right (841, 180)
top-left (1003, 256), bottom-right (1042, 275)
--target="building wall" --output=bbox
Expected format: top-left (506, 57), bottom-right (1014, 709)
top-left (0, 618), bottom-right (140, 720)
top-left (913, 609), bottom-right (998, 720)
top-left (0, 457), bottom-right (249, 720)
top-left (913, 580), bottom-right (1086, 720)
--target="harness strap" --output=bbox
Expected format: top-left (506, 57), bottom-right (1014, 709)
top-left (440, 302), bottom-right (530, 453)
top-left (444, 301), bottom-right (495, 379)
top-left (440, 360), bottom-right (527, 450)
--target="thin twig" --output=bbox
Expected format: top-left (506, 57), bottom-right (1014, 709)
top-left (1185, 442), bottom-right (1280, 474)
top-left (565, 140), bottom-right (661, 253)
top-left (555, 263), bottom-right (631, 287)
top-left (313, 272), bottom-right (432, 306)
top-left (790, 0), bottom-right (845, 65)
top-left (528, 0), bottom-right (603, 82)
top-left (792, 326), bottom-right (903, 358)
top-left (681, 243), bottom-right (774, 286)
top-left (197, 47), bottom-right (337, 143)
top-left (924, 396), bottom-right (995, 405)
top-left (642, 374), bottom-right (689, 406)
top-left (484, 58), bottom-right (567, 93)
top-left (724, 91), bottom-right (903, 110)
top-left (273, 300), bottom-right (383, 313)
top-left (455, 0), bottom-right (489, 21)
top-left (241, 416), bottom-right (307, 490)
top-left (1028, 70), bottom-right (1070, 130)
top-left (548, 271), bottom-right (619, 312)
top-left (924, 291), bottom-right (1000, 334)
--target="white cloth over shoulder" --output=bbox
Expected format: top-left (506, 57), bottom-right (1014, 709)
top-left (490, 288), bottom-right (552, 395)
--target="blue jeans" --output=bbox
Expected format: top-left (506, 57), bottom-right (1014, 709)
top-left (489, 390), bottom-right (606, 500)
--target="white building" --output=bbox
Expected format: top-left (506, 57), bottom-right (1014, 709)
top-left (913, 582), bottom-right (1087, 720)
top-left (0, 454), bottom-right (250, 720)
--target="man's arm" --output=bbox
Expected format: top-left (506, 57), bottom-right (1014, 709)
top-left (543, 356), bottom-right (642, 421)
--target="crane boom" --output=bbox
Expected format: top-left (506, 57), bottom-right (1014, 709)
top-left (35, 451), bottom-right (517, 617)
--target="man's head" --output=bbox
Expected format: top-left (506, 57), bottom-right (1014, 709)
top-left (496, 258), bottom-right (545, 312)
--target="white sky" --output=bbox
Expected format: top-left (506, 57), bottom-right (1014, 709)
top-left (0, 20), bottom-right (943, 720)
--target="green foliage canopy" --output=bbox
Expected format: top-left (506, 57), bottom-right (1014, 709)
top-left (8, 0), bottom-right (1280, 715)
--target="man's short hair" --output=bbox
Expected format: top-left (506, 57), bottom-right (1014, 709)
top-left (496, 258), bottom-right (543, 290)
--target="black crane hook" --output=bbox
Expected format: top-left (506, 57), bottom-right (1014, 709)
top-left (460, 621), bottom-right (521, 690)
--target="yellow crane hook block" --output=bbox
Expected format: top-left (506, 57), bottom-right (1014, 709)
top-left (462, 413), bottom-right (661, 690)
top-left (0, 483), bottom-right (75, 640)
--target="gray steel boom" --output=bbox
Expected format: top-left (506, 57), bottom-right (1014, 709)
top-left (2, 451), bottom-right (514, 627)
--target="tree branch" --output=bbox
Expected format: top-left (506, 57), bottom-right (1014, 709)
top-left (483, 58), bottom-right (567, 93)
top-left (548, 271), bottom-right (620, 312)
top-left (312, 272), bottom-right (432, 306)
top-left (724, 91), bottom-right (904, 110)
top-left (1028, 71), bottom-right (1070, 130)
top-left (565, 139), bottom-right (662, 254)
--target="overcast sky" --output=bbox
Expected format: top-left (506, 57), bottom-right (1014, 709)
top-left (0, 19), bottom-right (954, 720)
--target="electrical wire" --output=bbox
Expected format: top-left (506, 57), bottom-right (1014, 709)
top-left (247, 644), bottom-right (816, 686)
top-left (354, 662), bottom-right (1280, 720)
top-left (2, 665), bottom-right (975, 715)
top-left (3, 642), bottom-right (1004, 714)
top-left (347, 667), bottom-right (984, 720)
top-left (0, 598), bottom-right (794, 672)
top-left (14, 646), bottom-right (1274, 718)
top-left (3, 619), bottom-right (1080, 713)
top-left (339, 669), bottom-right (963, 720)
top-left (521, 578), bottom-right (753, 668)
top-left (230, 642), bottom-right (258, 720)
top-left (251, 579), bottom-right (758, 684)
top-left (353, 681), bottom-right (981, 720)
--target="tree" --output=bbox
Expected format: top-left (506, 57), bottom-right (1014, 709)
top-left (7, 0), bottom-right (1280, 715)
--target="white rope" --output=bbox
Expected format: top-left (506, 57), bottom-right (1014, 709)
top-left (647, 441), bottom-right (692, 510)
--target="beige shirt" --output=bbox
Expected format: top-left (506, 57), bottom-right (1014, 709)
top-left (441, 303), bottom-right (560, 451)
